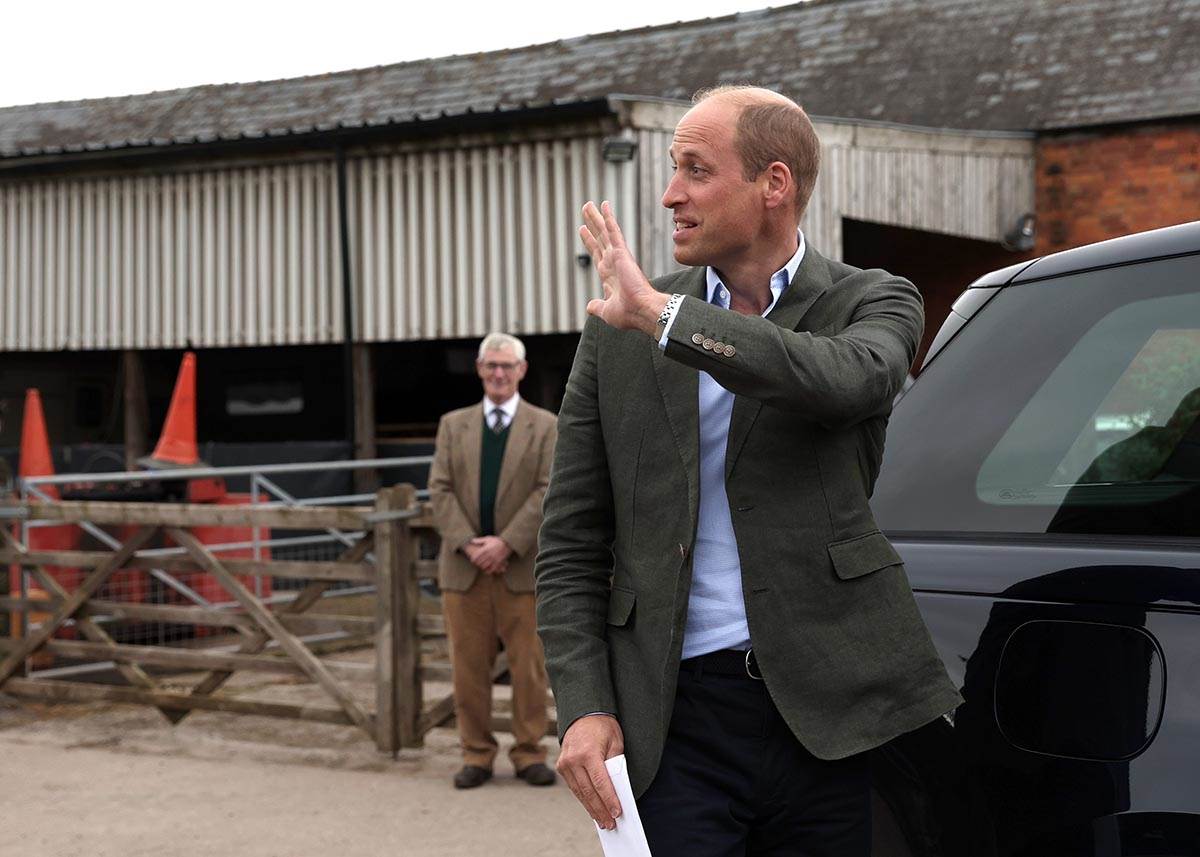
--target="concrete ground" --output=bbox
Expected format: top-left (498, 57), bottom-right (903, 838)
top-left (0, 665), bottom-right (598, 857)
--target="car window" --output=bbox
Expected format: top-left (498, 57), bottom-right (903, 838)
top-left (873, 253), bottom-right (1200, 537)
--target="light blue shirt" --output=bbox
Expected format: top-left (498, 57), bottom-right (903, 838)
top-left (659, 232), bottom-right (807, 659)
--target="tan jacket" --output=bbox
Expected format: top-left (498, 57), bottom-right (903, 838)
top-left (429, 399), bottom-right (557, 593)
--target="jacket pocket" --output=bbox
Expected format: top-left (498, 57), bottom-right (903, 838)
top-left (827, 531), bottom-right (903, 580)
top-left (607, 586), bottom-right (636, 626)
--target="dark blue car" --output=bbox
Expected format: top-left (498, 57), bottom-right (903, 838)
top-left (870, 221), bottom-right (1200, 856)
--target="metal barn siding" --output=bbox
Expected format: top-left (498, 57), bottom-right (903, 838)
top-left (826, 123), bottom-right (1035, 243)
top-left (0, 163), bottom-right (343, 351)
top-left (0, 103), bottom-right (1033, 353)
top-left (346, 134), bottom-right (636, 342)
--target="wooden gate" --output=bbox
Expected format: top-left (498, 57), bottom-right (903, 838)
top-left (0, 485), bottom-right (426, 753)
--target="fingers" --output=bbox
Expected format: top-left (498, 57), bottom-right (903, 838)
top-left (586, 758), bottom-right (624, 827)
top-left (562, 762), bottom-right (619, 830)
top-left (581, 202), bottom-right (610, 252)
top-left (599, 201), bottom-right (627, 251)
top-left (578, 223), bottom-right (602, 263)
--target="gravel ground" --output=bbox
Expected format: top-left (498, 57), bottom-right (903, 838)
top-left (0, 660), bottom-right (598, 857)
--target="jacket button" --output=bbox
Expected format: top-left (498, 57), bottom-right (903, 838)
top-left (691, 333), bottom-right (704, 345)
top-left (724, 345), bottom-right (736, 357)
top-left (702, 338), bottom-right (715, 350)
top-left (712, 341), bottom-right (725, 352)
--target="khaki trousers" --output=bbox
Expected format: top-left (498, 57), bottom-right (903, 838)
top-left (441, 573), bottom-right (549, 771)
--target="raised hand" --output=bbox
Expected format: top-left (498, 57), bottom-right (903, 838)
top-left (579, 201), bottom-right (667, 335)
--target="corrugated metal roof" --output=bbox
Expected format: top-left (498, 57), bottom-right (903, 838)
top-left (2, 0), bottom-right (1198, 160)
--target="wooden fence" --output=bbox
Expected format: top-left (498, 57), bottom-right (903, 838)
top-left (0, 484), bottom-right (548, 754)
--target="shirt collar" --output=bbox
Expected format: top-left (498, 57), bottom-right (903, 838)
top-left (705, 230), bottom-right (806, 315)
top-left (482, 393), bottom-right (520, 420)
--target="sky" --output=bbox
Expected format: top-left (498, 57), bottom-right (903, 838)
top-left (0, 0), bottom-right (780, 109)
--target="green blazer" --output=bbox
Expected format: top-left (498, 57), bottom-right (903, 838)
top-left (535, 245), bottom-right (963, 796)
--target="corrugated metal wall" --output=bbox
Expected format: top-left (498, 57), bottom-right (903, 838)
top-left (0, 164), bottom-right (343, 351)
top-left (0, 109), bottom-right (1032, 353)
top-left (345, 135), bottom-right (635, 342)
top-left (0, 133), bottom-right (636, 351)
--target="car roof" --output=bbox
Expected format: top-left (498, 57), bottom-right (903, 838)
top-left (1009, 220), bottom-right (1200, 285)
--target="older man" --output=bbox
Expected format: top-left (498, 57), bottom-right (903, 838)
top-left (429, 332), bottom-right (558, 789)
top-left (536, 86), bottom-right (961, 854)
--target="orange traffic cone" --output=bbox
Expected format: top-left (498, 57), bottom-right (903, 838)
top-left (140, 352), bottom-right (201, 469)
top-left (12, 389), bottom-right (80, 657)
top-left (18, 389), bottom-right (58, 500)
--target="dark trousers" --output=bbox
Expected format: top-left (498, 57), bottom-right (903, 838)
top-left (637, 650), bottom-right (871, 857)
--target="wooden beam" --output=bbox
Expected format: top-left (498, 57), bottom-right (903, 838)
top-left (0, 548), bottom-right (375, 583)
top-left (167, 527), bottom-right (374, 735)
top-left (417, 614), bottom-right (444, 636)
top-left (352, 344), bottom-right (379, 495)
top-left (165, 533), bottom-right (375, 726)
top-left (0, 597), bottom-right (374, 637)
top-left (0, 637), bottom-right (373, 681)
top-left (23, 500), bottom-right (371, 531)
top-left (122, 350), bottom-right (149, 471)
top-left (26, 563), bottom-right (176, 723)
top-left (1, 677), bottom-right (354, 725)
top-left (0, 526), bottom-right (158, 688)
top-left (374, 485), bottom-right (421, 754)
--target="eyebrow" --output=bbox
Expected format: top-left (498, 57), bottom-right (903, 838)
top-left (668, 146), bottom-right (705, 162)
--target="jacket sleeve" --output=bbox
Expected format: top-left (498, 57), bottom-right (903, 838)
top-left (665, 274), bottom-right (923, 428)
top-left (427, 414), bottom-right (477, 552)
top-left (499, 416), bottom-right (557, 558)
top-left (535, 317), bottom-right (619, 738)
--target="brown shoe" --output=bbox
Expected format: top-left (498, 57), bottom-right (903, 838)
top-left (516, 762), bottom-right (557, 786)
top-left (453, 765), bottom-right (493, 789)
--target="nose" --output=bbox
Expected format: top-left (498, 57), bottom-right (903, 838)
top-left (661, 171), bottom-right (685, 209)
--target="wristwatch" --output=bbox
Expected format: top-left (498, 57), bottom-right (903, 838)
top-left (655, 293), bottom-right (684, 340)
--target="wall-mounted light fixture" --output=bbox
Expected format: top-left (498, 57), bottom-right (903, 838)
top-left (1002, 212), bottom-right (1036, 252)
top-left (602, 137), bottom-right (637, 162)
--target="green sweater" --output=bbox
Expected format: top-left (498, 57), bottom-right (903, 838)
top-left (479, 416), bottom-right (510, 536)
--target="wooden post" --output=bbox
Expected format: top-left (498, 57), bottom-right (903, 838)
top-left (352, 344), bottom-right (378, 495)
top-left (374, 484), bottom-right (420, 755)
top-left (122, 350), bottom-right (149, 471)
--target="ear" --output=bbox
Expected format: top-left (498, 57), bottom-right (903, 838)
top-left (761, 161), bottom-right (793, 211)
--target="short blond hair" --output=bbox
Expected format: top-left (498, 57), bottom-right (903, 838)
top-left (693, 85), bottom-right (821, 216)
top-left (477, 332), bottom-right (526, 362)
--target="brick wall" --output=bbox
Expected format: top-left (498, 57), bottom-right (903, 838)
top-left (1036, 120), bottom-right (1200, 255)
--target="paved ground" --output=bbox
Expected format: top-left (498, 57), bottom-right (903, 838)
top-left (0, 671), bottom-right (598, 857)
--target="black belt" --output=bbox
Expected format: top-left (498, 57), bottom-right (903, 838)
top-left (681, 648), bottom-right (764, 681)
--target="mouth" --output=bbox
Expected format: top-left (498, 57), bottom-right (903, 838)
top-left (672, 218), bottom-right (698, 239)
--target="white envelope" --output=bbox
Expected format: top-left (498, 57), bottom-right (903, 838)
top-left (594, 754), bottom-right (653, 857)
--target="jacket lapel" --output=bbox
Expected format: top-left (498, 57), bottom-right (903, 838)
top-left (460, 406), bottom-right (484, 528)
top-left (725, 245), bottom-right (832, 478)
top-left (496, 400), bottom-right (534, 508)
top-left (652, 267), bottom-right (708, 516)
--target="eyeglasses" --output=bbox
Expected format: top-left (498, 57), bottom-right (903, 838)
top-left (480, 361), bottom-right (521, 373)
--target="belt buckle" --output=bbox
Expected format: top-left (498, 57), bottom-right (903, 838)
top-left (744, 648), bottom-right (763, 681)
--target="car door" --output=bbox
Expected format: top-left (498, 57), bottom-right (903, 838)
top-left (869, 252), bottom-right (1200, 857)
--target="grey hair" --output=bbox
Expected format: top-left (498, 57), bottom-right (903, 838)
top-left (477, 332), bottom-right (526, 362)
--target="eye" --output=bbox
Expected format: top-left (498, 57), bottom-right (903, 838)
top-left (690, 165), bottom-right (706, 176)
